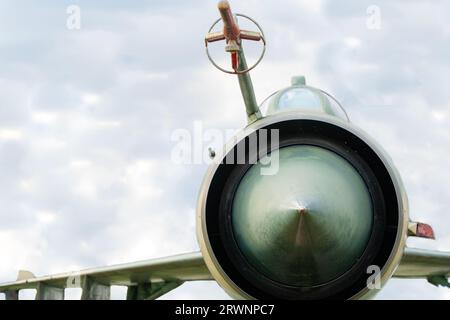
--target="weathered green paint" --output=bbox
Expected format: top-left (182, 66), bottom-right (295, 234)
top-left (232, 145), bottom-right (373, 286)
top-left (81, 276), bottom-right (110, 300)
top-left (36, 283), bottom-right (65, 300)
top-left (126, 283), bottom-right (153, 300)
top-left (126, 281), bottom-right (182, 300)
top-left (145, 281), bottom-right (183, 300)
top-left (428, 275), bottom-right (450, 288)
top-left (291, 75), bottom-right (306, 86)
top-left (237, 48), bottom-right (262, 124)
top-left (5, 290), bottom-right (18, 300)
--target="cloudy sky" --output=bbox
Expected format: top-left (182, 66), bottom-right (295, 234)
top-left (0, 0), bottom-right (449, 300)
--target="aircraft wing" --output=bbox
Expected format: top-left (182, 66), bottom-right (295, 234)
top-left (393, 247), bottom-right (450, 287)
top-left (2, 247), bottom-right (449, 300)
top-left (0, 252), bottom-right (213, 300)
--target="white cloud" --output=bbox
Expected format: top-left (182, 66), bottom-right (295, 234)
top-left (36, 210), bottom-right (58, 225)
top-left (32, 112), bottom-right (60, 124)
top-left (344, 37), bottom-right (361, 48)
top-left (0, 128), bottom-right (23, 140)
top-left (81, 93), bottom-right (102, 106)
top-left (431, 110), bottom-right (447, 122)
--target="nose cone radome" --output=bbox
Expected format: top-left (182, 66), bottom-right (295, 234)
top-left (232, 145), bottom-right (373, 286)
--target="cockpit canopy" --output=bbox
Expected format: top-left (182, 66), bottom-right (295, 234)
top-left (260, 76), bottom-right (349, 121)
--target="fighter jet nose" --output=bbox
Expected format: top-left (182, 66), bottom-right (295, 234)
top-left (231, 145), bottom-right (374, 287)
top-left (199, 118), bottom-right (404, 299)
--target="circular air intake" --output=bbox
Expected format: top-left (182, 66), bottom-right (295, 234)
top-left (197, 114), bottom-right (408, 300)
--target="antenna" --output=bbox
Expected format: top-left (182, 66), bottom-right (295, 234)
top-left (205, 1), bottom-right (266, 124)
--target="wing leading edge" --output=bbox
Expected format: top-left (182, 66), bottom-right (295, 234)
top-left (0, 252), bottom-right (213, 300)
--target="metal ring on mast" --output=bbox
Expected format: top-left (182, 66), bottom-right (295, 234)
top-left (205, 14), bottom-right (266, 75)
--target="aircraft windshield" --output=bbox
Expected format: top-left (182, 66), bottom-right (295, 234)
top-left (259, 86), bottom-right (349, 121)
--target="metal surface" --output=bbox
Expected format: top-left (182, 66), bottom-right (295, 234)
top-left (232, 145), bottom-right (373, 286)
top-left (5, 290), bottom-right (18, 300)
top-left (197, 111), bottom-right (410, 300)
top-left (36, 283), bottom-right (65, 300)
top-left (427, 275), bottom-right (450, 288)
top-left (394, 248), bottom-right (450, 278)
top-left (218, 0), bottom-right (241, 45)
top-left (407, 222), bottom-right (436, 239)
top-left (143, 281), bottom-right (183, 300)
top-left (81, 277), bottom-right (110, 300)
top-left (205, 14), bottom-right (264, 123)
top-left (126, 283), bottom-right (153, 300)
top-left (126, 281), bottom-right (182, 300)
top-left (0, 252), bottom-right (212, 299)
top-left (237, 47), bottom-right (262, 123)
top-left (205, 14), bottom-right (266, 75)
top-left (205, 2), bottom-right (265, 124)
